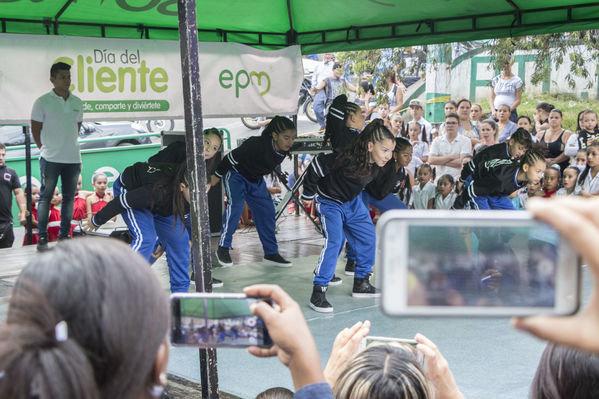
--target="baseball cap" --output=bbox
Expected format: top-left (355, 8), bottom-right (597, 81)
top-left (409, 99), bottom-right (423, 108)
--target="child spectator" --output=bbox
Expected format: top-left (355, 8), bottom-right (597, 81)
top-left (390, 113), bottom-right (407, 138)
top-left (557, 166), bottom-right (580, 197)
top-left (264, 172), bottom-right (282, 206)
top-left (412, 164), bottom-right (436, 209)
top-left (532, 101), bottom-right (554, 137)
top-left (563, 110), bottom-right (587, 159)
top-left (572, 148), bottom-right (587, 172)
top-left (428, 174), bottom-right (456, 209)
top-left (577, 141), bottom-right (599, 197)
top-left (21, 184), bottom-right (40, 245)
top-left (375, 101), bottom-right (392, 131)
top-left (408, 99), bottom-right (432, 142)
top-left (47, 187), bottom-right (62, 242)
top-left (577, 109), bottom-right (599, 150)
top-left (541, 166), bottom-right (560, 198)
top-left (512, 180), bottom-right (542, 210)
top-left (408, 121), bottom-right (429, 163)
top-left (86, 172), bottom-right (114, 220)
top-left (71, 175), bottom-right (88, 221)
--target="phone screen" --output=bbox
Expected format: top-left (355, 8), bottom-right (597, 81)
top-left (170, 296), bottom-right (273, 348)
top-left (406, 222), bottom-right (560, 308)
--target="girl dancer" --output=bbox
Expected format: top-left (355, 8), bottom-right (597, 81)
top-left (324, 94), bottom-right (364, 153)
top-left (302, 119), bottom-right (395, 312)
top-left (454, 150), bottom-right (546, 210)
top-left (209, 116), bottom-right (296, 267)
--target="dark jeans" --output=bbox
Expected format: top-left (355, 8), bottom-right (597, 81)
top-left (0, 222), bottom-right (14, 248)
top-left (38, 157), bottom-right (81, 238)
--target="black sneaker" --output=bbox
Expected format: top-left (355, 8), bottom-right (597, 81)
top-left (211, 278), bottom-right (224, 288)
top-left (352, 274), bottom-right (381, 298)
top-left (329, 274), bottom-right (342, 286)
top-left (263, 253), bottom-right (292, 267)
top-left (309, 285), bottom-right (333, 313)
top-left (215, 246), bottom-right (233, 267)
top-left (37, 236), bottom-right (49, 252)
top-left (344, 258), bottom-right (356, 276)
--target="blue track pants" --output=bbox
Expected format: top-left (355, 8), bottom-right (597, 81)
top-left (314, 195), bottom-right (375, 286)
top-left (219, 170), bottom-right (278, 254)
top-left (473, 195), bottom-right (515, 210)
top-left (114, 178), bottom-right (190, 293)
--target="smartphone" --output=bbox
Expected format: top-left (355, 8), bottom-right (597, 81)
top-left (170, 293), bottom-right (273, 348)
top-left (359, 336), bottom-right (424, 365)
top-left (376, 210), bottom-right (580, 317)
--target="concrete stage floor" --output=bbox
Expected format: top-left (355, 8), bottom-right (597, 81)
top-left (1, 213), bottom-right (592, 399)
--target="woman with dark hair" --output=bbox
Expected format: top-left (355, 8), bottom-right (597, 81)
top-left (381, 69), bottom-right (406, 114)
top-left (209, 116), bottom-right (296, 268)
top-left (530, 343), bottom-right (599, 399)
top-left (490, 56), bottom-right (522, 122)
top-left (0, 238), bottom-right (170, 399)
top-left (538, 109), bottom-right (573, 171)
top-left (354, 80), bottom-right (376, 120)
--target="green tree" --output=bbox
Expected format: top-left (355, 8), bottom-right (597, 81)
top-left (484, 31), bottom-right (599, 90)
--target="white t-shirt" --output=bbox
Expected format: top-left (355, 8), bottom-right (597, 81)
top-left (429, 134), bottom-right (472, 182)
top-left (412, 181), bottom-right (436, 209)
top-left (492, 75), bottom-right (523, 110)
top-left (564, 134), bottom-right (579, 158)
top-left (578, 170), bottom-right (599, 195)
top-left (411, 141), bottom-right (429, 162)
top-left (556, 187), bottom-right (579, 197)
top-left (31, 90), bottom-right (83, 163)
top-left (433, 192), bottom-right (457, 209)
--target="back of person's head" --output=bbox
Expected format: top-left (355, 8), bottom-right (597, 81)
top-left (325, 95), bottom-right (361, 147)
top-left (334, 344), bottom-right (430, 399)
top-left (510, 128), bottom-right (533, 148)
top-left (530, 343), bottom-right (599, 399)
top-left (256, 387), bottom-right (294, 399)
top-left (0, 288), bottom-right (100, 399)
top-left (8, 238), bottom-right (169, 399)
top-left (50, 61), bottom-right (71, 78)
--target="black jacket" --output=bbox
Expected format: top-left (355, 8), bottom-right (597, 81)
top-left (364, 159), bottom-right (405, 200)
top-left (91, 162), bottom-right (184, 226)
top-left (214, 136), bottom-right (286, 183)
top-left (301, 153), bottom-right (378, 204)
top-left (460, 142), bottom-right (510, 183)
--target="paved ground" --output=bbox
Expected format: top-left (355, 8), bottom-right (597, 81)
top-left (1, 116), bottom-right (593, 398)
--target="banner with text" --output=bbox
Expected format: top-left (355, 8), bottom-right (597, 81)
top-left (0, 34), bottom-right (303, 123)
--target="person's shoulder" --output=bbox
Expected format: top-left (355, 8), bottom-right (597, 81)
top-left (68, 92), bottom-right (83, 104)
top-left (33, 91), bottom-right (53, 106)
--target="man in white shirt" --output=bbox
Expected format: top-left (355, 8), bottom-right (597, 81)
top-left (310, 53), bottom-right (334, 130)
top-left (31, 62), bottom-right (83, 251)
top-left (408, 99), bottom-right (433, 142)
top-left (429, 113), bottom-right (472, 182)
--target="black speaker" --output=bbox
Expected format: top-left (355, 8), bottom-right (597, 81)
top-left (161, 131), bottom-right (223, 234)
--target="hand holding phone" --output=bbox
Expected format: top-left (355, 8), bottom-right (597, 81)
top-left (514, 197), bottom-right (599, 354)
top-left (323, 321), bottom-right (371, 387)
top-left (414, 334), bottom-right (465, 399)
top-left (243, 284), bottom-right (326, 391)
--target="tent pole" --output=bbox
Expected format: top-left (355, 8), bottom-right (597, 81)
top-left (177, 1), bottom-right (219, 398)
top-left (24, 126), bottom-right (32, 245)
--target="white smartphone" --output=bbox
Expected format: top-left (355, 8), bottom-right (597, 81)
top-left (376, 210), bottom-right (580, 317)
top-left (170, 293), bottom-right (273, 348)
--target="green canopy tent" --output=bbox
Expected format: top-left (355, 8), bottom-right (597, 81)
top-left (1, 0), bottom-right (599, 53)
top-left (3, 1), bottom-right (599, 397)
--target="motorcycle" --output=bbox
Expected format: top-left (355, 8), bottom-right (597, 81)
top-left (240, 75), bottom-right (317, 129)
